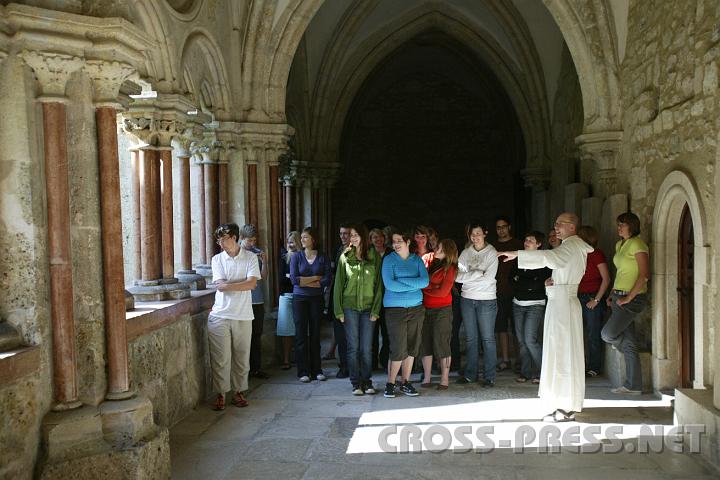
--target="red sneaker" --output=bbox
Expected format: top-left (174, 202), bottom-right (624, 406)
top-left (231, 392), bottom-right (249, 408)
top-left (213, 393), bottom-right (225, 411)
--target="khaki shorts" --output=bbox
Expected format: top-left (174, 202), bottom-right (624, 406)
top-left (385, 305), bottom-right (425, 361)
top-left (420, 305), bottom-right (452, 359)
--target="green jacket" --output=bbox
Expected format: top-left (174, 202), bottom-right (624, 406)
top-left (333, 247), bottom-right (384, 318)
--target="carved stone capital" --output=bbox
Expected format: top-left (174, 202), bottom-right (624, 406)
top-left (521, 167), bottom-right (551, 190)
top-left (576, 131), bottom-right (623, 196)
top-left (20, 50), bottom-right (83, 101)
top-left (83, 60), bottom-right (135, 107)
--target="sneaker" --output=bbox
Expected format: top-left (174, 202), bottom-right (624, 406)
top-left (384, 382), bottom-right (397, 398)
top-left (316, 373), bottom-right (327, 381)
top-left (610, 386), bottom-right (641, 395)
top-left (299, 375), bottom-right (311, 383)
top-left (352, 385), bottom-right (364, 396)
top-left (400, 381), bottom-right (420, 397)
top-left (231, 391), bottom-right (249, 408)
top-left (455, 377), bottom-right (471, 385)
top-left (213, 393), bottom-right (225, 411)
top-left (482, 379), bottom-right (495, 388)
top-left (364, 384), bottom-right (377, 395)
top-left (336, 369), bottom-right (349, 379)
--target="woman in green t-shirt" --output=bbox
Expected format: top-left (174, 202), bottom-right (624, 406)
top-left (601, 212), bottom-right (649, 394)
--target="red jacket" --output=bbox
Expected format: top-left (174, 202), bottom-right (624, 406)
top-left (422, 265), bottom-right (457, 308)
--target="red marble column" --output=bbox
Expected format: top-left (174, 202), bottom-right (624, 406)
top-left (269, 164), bottom-right (281, 301)
top-left (218, 162), bottom-right (228, 224)
top-left (204, 162), bottom-right (218, 262)
top-left (247, 163), bottom-right (258, 227)
top-left (131, 149), bottom-right (142, 279)
top-left (139, 148), bottom-right (162, 281)
top-left (160, 149), bottom-right (174, 279)
top-left (96, 106), bottom-right (131, 400)
top-left (178, 152), bottom-right (192, 271)
top-left (42, 101), bottom-right (81, 410)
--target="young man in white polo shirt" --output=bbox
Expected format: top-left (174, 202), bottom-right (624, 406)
top-left (209, 223), bottom-right (261, 410)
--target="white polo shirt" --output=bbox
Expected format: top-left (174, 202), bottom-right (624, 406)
top-left (210, 248), bottom-right (261, 321)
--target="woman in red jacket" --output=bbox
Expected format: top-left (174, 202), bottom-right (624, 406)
top-left (420, 239), bottom-right (458, 390)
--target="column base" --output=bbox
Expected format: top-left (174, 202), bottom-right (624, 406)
top-left (177, 269), bottom-right (207, 290)
top-left (193, 264), bottom-right (213, 284)
top-left (124, 290), bottom-right (135, 311)
top-left (128, 278), bottom-right (191, 302)
top-left (38, 397), bottom-right (169, 479)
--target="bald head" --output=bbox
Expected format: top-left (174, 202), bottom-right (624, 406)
top-left (554, 212), bottom-right (579, 240)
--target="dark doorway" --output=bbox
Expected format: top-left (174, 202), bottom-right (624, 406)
top-left (677, 204), bottom-right (694, 388)
top-left (334, 31), bottom-right (527, 248)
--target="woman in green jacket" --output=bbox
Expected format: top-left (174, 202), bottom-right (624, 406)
top-left (334, 224), bottom-right (384, 395)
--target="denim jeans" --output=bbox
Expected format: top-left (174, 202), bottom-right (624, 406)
top-left (343, 308), bottom-right (374, 386)
top-left (579, 293), bottom-right (606, 373)
top-left (460, 297), bottom-right (497, 382)
top-left (293, 294), bottom-right (323, 377)
top-left (512, 303), bottom-right (544, 379)
top-left (601, 293), bottom-right (647, 390)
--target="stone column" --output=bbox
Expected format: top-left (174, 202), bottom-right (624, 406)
top-left (247, 159), bottom-right (259, 227)
top-left (269, 160), bottom-right (281, 299)
top-left (160, 148), bottom-right (174, 279)
top-left (22, 50), bottom-right (83, 411)
top-left (85, 60), bottom-right (135, 400)
top-left (283, 181), bottom-right (295, 236)
top-left (203, 148), bottom-right (219, 263)
top-left (175, 138), bottom-right (205, 290)
top-left (130, 148), bottom-right (142, 282)
top-left (521, 167), bottom-right (551, 232)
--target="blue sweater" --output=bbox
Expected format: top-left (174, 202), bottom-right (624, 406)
top-left (290, 251), bottom-right (332, 296)
top-left (381, 252), bottom-right (429, 308)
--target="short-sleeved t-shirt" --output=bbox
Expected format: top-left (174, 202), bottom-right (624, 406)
top-left (579, 248), bottom-right (608, 294)
top-left (211, 248), bottom-right (261, 320)
top-left (613, 236), bottom-right (649, 293)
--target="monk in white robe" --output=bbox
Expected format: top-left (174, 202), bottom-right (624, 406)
top-left (498, 213), bottom-right (592, 421)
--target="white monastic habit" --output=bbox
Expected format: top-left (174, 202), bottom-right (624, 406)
top-left (517, 234), bottom-right (593, 414)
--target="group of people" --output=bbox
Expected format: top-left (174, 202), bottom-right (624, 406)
top-left (205, 210), bottom-right (650, 422)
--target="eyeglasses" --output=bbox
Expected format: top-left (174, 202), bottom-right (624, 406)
top-left (496, 224), bottom-right (510, 229)
top-left (554, 221), bottom-right (574, 226)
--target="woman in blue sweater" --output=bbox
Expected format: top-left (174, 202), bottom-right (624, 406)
top-left (381, 230), bottom-right (429, 398)
top-left (290, 227), bottom-right (332, 382)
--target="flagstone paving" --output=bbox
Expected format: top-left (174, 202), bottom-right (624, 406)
top-left (171, 358), bottom-right (717, 479)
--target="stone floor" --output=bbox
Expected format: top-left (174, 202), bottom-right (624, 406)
top-left (170, 355), bottom-right (718, 480)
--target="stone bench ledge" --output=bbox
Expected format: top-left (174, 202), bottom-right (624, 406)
top-left (126, 289), bottom-right (215, 340)
top-left (0, 345), bottom-right (41, 385)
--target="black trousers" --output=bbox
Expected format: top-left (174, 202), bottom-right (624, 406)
top-left (250, 303), bottom-right (265, 371)
top-left (293, 294), bottom-right (323, 377)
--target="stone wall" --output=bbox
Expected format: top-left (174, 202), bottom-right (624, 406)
top-left (331, 41), bottom-right (527, 245)
top-left (621, 0), bottom-right (718, 373)
top-left (0, 57), bottom-right (54, 480)
top-left (128, 311), bottom-right (212, 427)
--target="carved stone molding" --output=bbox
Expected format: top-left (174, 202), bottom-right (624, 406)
top-left (83, 60), bottom-right (135, 107)
top-left (20, 50), bottom-right (83, 101)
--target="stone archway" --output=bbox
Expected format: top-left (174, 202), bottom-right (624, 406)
top-left (651, 170), bottom-right (709, 390)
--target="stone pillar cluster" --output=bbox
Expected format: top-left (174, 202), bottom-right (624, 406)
top-left (120, 95), bottom-right (207, 301)
top-left (279, 154), bottom-right (340, 252)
